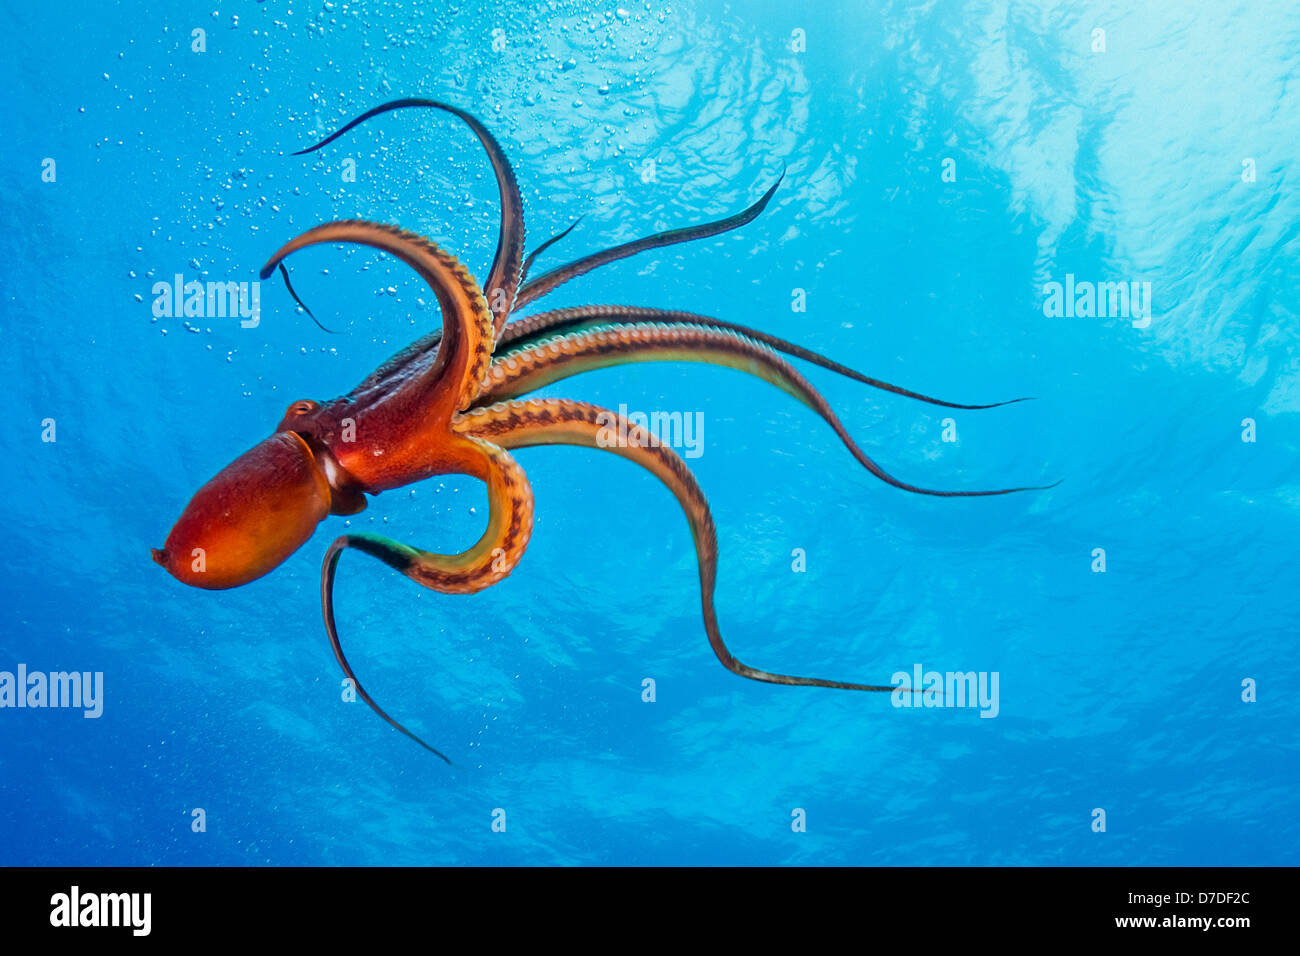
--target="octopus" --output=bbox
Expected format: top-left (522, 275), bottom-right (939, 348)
top-left (153, 99), bottom-right (1048, 762)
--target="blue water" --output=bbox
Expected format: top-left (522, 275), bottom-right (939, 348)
top-left (2, 0), bottom-right (1296, 866)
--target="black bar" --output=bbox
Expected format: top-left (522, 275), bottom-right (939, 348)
top-left (0, 866), bottom-right (1271, 942)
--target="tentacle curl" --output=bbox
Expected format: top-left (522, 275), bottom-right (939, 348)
top-left (260, 219), bottom-right (493, 421)
top-left (457, 398), bottom-right (899, 691)
top-left (321, 436), bottom-right (533, 760)
top-left (294, 98), bottom-right (526, 334)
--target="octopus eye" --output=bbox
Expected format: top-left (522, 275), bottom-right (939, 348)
top-left (288, 400), bottom-right (319, 415)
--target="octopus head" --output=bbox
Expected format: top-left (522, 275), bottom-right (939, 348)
top-left (152, 428), bottom-right (334, 589)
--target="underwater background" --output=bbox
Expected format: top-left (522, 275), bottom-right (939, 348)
top-left (2, 0), bottom-right (1297, 866)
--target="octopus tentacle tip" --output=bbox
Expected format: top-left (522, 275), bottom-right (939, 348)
top-left (276, 263), bottom-right (339, 334)
top-left (411, 737), bottom-right (454, 765)
top-left (521, 216), bottom-right (586, 281)
top-left (986, 396), bottom-right (1034, 407)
